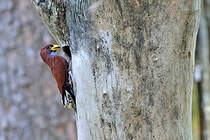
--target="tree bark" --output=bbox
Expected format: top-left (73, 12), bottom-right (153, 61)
top-left (32, 0), bottom-right (200, 139)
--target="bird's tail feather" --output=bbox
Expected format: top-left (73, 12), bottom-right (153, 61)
top-left (62, 87), bottom-right (66, 106)
top-left (67, 89), bottom-right (76, 103)
top-left (62, 86), bottom-right (75, 103)
top-left (65, 89), bottom-right (76, 111)
top-left (62, 86), bottom-right (76, 111)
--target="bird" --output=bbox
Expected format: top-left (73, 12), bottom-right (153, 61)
top-left (40, 44), bottom-right (76, 111)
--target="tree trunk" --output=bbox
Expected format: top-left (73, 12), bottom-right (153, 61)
top-left (32, 0), bottom-right (200, 139)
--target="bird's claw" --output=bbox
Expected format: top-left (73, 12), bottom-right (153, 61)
top-left (64, 103), bottom-right (74, 109)
top-left (62, 100), bottom-right (76, 110)
top-left (62, 91), bottom-right (76, 112)
top-left (64, 101), bottom-right (76, 111)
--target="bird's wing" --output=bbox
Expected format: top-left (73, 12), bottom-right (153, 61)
top-left (48, 56), bottom-right (69, 87)
top-left (54, 55), bottom-right (69, 70)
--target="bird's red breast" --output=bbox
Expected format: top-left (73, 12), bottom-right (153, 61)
top-left (40, 45), bottom-right (70, 95)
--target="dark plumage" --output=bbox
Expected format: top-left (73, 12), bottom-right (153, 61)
top-left (37, 0), bottom-right (45, 5)
top-left (40, 44), bottom-right (76, 110)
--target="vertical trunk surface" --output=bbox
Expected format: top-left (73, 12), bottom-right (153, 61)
top-left (32, 0), bottom-right (200, 139)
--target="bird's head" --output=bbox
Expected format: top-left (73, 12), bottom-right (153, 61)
top-left (50, 45), bottom-right (61, 56)
top-left (40, 44), bottom-right (62, 61)
top-left (50, 44), bottom-right (61, 52)
top-left (41, 44), bottom-right (61, 54)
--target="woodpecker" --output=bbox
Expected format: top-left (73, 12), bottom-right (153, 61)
top-left (40, 44), bottom-right (76, 111)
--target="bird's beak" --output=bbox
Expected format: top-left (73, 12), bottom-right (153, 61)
top-left (51, 45), bottom-right (61, 51)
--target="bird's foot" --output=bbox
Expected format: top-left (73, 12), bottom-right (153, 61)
top-left (62, 91), bottom-right (76, 112)
top-left (64, 102), bottom-right (76, 111)
top-left (62, 99), bottom-right (76, 111)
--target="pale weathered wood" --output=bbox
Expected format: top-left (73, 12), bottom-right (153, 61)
top-left (32, 0), bottom-right (200, 139)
